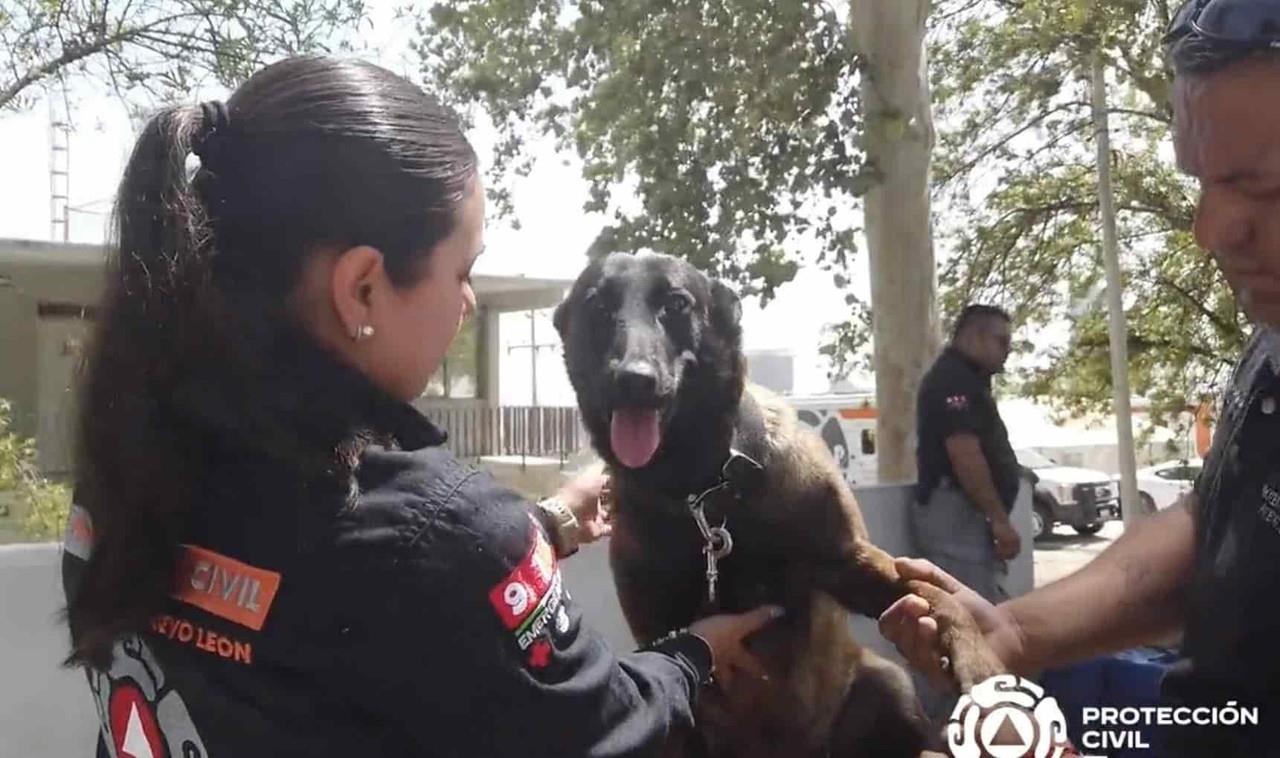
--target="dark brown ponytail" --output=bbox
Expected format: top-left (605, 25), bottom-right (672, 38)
top-left (67, 57), bottom-right (477, 667)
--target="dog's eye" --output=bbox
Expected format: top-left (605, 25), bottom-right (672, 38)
top-left (663, 292), bottom-right (693, 315)
top-left (585, 289), bottom-right (610, 315)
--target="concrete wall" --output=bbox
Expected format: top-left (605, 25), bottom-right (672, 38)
top-left (0, 291), bottom-right (39, 439)
top-left (0, 484), bottom-right (1033, 755)
top-left (0, 298), bottom-right (93, 474)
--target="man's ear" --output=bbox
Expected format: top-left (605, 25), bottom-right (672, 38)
top-left (709, 279), bottom-right (742, 338)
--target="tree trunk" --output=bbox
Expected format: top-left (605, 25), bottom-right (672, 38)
top-left (849, 0), bottom-right (940, 485)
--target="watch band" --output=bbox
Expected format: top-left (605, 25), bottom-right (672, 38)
top-left (537, 495), bottom-right (580, 558)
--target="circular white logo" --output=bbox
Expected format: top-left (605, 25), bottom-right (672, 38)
top-left (947, 675), bottom-right (1070, 758)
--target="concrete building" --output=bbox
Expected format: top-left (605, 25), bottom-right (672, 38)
top-left (0, 238), bottom-right (579, 481)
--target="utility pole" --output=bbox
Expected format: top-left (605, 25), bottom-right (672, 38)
top-left (506, 310), bottom-right (559, 407)
top-left (1091, 53), bottom-right (1141, 527)
top-left (48, 84), bottom-right (71, 242)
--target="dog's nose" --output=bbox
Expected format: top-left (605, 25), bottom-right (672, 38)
top-left (613, 363), bottom-right (659, 403)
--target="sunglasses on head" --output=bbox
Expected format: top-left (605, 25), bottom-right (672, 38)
top-left (1165, 0), bottom-right (1280, 47)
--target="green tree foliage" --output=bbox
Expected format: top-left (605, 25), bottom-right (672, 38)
top-left (420, 0), bottom-right (875, 301)
top-left (930, 0), bottom-right (1245, 425)
top-left (0, 0), bottom-right (365, 111)
top-left (0, 399), bottom-right (71, 541)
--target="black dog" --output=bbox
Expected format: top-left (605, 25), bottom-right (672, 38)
top-left (555, 252), bottom-right (982, 757)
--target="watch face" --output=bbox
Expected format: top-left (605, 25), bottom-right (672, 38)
top-left (540, 500), bottom-right (577, 554)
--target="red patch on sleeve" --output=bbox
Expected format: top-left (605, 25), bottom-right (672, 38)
top-left (528, 640), bottom-right (552, 669)
top-left (488, 520), bottom-right (559, 631)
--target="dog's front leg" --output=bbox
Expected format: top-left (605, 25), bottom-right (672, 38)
top-left (810, 537), bottom-right (1001, 691)
top-left (811, 538), bottom-right (906, 620)
top-left (799, 483), bottom-right (1000, 691)
top-left (783, 478), bottom-right (908, 620)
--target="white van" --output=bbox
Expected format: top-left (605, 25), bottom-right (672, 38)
top-left (787, 393), bottom-right (879, 486)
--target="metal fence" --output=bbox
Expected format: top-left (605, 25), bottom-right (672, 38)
top-left (24, 403), bottom-right (587, 474)
top-left (420, 405), bottom-right (586, 465)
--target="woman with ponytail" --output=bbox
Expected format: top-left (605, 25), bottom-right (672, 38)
top-left (61, 56), bottom-right (778, 757)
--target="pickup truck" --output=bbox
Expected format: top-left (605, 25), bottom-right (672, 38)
top-left (1016, 448), bottom-right (1121, 540)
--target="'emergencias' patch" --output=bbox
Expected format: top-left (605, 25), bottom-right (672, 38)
top-left (488, 518), bottom-right (567, 668)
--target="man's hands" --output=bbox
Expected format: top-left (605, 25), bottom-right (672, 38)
top-left (882, 558), bottom-right (1023, 690)
top-left (944, 434), bottom-right (1023, 560)
top-left (991, 517), bottom-right (1021, 561)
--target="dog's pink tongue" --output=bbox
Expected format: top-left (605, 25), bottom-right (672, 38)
top-left (610, 409), bottom-right (661, 469)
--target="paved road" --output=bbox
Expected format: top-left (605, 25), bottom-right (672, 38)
top-left (1033, 520), bottom-right (1125, 587)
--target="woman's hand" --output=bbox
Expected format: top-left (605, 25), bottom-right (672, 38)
top-left (553, 471), bottom-right (613, 545)
top-left (689, 605), bottom-right (785, 692)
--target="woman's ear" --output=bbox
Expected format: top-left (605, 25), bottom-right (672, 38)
top-left (709, 278), bottom-right (742, 340)
top-left (329, 245), bottom-right (385, 340)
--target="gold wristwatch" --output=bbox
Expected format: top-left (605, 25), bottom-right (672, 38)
top-left (536, 495), bottom-right (580, 558)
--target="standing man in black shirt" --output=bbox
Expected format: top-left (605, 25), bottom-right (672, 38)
top-left (913, 304), bottom-right (1022, 606)
top-left (882, 3), bottom-right (1280, 753)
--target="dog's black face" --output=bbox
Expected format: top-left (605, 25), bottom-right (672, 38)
top-left (555, 253), bottom-right (744, 474)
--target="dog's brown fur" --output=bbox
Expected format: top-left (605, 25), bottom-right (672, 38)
top-left (556, 253), bottom-right (990, 757)
top-left (608, 386), bottom-right (930, 757)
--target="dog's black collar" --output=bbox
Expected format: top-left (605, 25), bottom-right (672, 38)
top-left (685, 448), bottom-right (765, 509)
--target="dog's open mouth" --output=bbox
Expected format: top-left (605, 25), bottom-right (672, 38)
top-left (610, 408), bottom-right (662, 469)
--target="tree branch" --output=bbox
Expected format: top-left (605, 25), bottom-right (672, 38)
top-left (939, 101), bottom-right (1082, 183)
top-left (0, 33), bottom-right (127, 108)
top-left (1150, 274), bottom-right (1238, 338)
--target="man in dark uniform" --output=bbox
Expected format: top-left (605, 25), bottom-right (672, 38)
top-left (913, 304), bottom-right (1022, 606)
top-left (882, 3), bottom-right (1280, 753)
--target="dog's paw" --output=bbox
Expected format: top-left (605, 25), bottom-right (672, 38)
top-left (903, 580), bottom-right (1006, 692)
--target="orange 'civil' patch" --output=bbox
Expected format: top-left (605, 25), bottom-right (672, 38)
top-left (172, 545), bottom-right (281, 631)
top-left (838, 406), bottom-right (877, 420)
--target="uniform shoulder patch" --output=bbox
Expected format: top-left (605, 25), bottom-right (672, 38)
top-left (488, 516), bottom-right (568, 669)
top-left (64, 504), bottom-right (95, 561)
top-left (172, 545), bottom-right (281, 631)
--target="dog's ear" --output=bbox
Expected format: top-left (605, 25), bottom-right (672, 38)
top-left (709, 279), bottom-right (742, 337)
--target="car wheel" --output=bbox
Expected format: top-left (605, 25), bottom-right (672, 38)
top-left (1032, 502), bottom-right (1053, 541)
top-left (1140, 492), bottom-right (1157, 516)
top-left (1074, 522), bottom-right (1104, 536)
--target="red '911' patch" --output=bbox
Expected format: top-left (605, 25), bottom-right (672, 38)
top-left (488, 518), bottom-right (567, 668)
